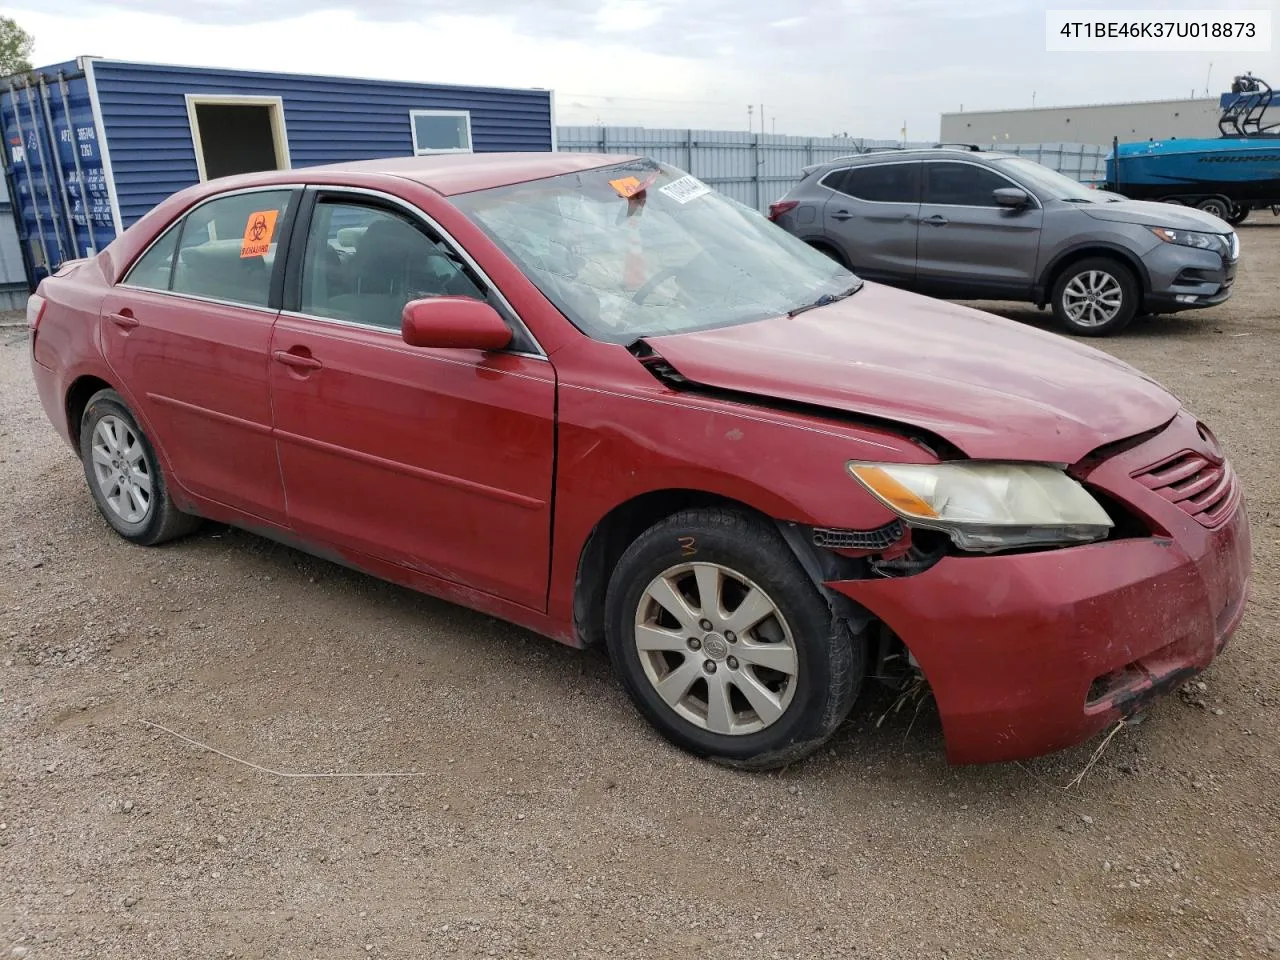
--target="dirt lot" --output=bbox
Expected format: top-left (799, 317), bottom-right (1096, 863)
top-left (2, 222), bottom-right (1278, 960)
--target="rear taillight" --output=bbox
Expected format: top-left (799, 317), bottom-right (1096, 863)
top-left (768, 200), bottom-right (799, 222)
top-left (26, 294), bottom-right (47, 332)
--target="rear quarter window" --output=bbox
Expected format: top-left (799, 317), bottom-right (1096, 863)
top-left (822, 163), bottom-right (920, 203)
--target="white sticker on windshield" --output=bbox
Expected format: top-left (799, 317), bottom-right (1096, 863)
top-left (659, 175), bottom-right (712, 204)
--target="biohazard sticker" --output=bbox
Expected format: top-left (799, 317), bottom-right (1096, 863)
top-left (609, 176), bottom-right (646, 198)
top-left (240, 209), bottom-right (279, 258)
top-left (659, 175), bottom-right (711, 204)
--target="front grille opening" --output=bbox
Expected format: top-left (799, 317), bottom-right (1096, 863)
top-left (1131, 451), bottom-right (1239, 529)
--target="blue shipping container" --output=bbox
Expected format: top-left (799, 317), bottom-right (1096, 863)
top-left (1, 57), bottom-right (556, 288)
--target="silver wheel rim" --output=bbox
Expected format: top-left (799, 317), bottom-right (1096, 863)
top-left (634, 562), bottom-right (799, 736)
top-left (90, 415), bottom-right (153, 525)
top-left (1062, 270), bottom-right (1123, 327)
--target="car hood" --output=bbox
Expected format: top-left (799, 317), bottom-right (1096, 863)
top-left (1078, 197), bottom-right (1230, 231)
top-left (641, 283), bottom-right (1181, 464)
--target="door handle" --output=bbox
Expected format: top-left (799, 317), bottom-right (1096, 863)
top-left (921, 215), bottom-right (949, 226)
top-left (105, 312), bottom-right (139, 330)
top-left (273, 350), bottom-right (323, 371)
top-left (830, 210), bottom-right (854, 221)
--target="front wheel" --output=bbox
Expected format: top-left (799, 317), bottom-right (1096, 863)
top-left (1050, 258), bottom-right (1139, 337)
top-left (604, 508), bottom-right (862, 769)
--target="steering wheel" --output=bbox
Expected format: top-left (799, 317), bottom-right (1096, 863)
top-left (630, 265), bottom-right (685, 304)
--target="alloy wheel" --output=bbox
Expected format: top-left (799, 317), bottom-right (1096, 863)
top-left (1062, 270), bottom-right (1124, 328)
top-left (633, 562), bottom-right (799, 736)
top-left (90, 415), bottom-right (153, 525)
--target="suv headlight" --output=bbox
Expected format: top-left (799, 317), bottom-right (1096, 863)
top-left (847, 461), bottom-right (1113, 553)
top-left (1149, 226), bottom-right (1221, 251)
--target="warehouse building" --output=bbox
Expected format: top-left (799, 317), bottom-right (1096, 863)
top-left (2, 57), bottom-right (556, 287)
top-left (940, 95), bottom-right (1222, 148)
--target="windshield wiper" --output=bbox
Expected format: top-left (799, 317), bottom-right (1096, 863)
top-left (788, 281), bottom-right (863, 317)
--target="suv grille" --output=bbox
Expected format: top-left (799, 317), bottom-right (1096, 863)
top-left (1131, 451), bottom-right (1239, 528)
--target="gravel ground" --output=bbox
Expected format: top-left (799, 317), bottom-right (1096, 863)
top-left (2, 223), bottom-right (1278, 960)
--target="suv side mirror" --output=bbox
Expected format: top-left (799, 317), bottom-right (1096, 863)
top-left (401, 297), bottom-right (512, 351)
top-left (993, 187), bottom-right (1031, 209)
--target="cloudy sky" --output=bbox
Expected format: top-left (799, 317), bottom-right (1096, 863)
top-left (14, 0), bottom-right (1274, 138)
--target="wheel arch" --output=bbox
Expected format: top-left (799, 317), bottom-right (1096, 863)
top-left (571, 488), bottom-right (875, 650)
top-left (65, 374), bottom-right (117, 450)
top-left (1037, 244), bottom-right (1150, 306)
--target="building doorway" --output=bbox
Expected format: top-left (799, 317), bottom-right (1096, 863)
top-left (185, 96), bottom-right (290, 182)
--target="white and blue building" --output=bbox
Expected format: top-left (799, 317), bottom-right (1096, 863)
top-left (1, 57), bottom-right (557, 289)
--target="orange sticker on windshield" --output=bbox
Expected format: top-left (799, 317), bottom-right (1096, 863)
top-left (240, 209), bottom-right (279, 258)
top-left (609, 176), bottom-right (645, 198)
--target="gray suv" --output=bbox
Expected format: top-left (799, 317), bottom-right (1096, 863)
top-left (769, 147), bottom-right (1240, 336)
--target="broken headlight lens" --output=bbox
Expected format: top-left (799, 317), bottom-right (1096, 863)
top-left (846, 461), bottom-right (1113, 553)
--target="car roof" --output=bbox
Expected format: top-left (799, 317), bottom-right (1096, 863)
top-left (197, 152), bottom-right (640, 197)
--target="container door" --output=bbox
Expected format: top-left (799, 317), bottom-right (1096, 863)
top-left (1, 71), bottom-right (113, 286)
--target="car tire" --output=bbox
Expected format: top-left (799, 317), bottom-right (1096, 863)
top-left (604, 507), bottom-right (862, 769)
top-left (79, 389), bottom-right (201, 546)
top-left (1224, 202), bottom-right (1249, 226)
top-left (1050, 258), bottom-right (1139, 337)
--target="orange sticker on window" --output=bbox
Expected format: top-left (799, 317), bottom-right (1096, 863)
top-left (240, 209), bottom-right (279, 258)
top-left (609, 176), bottom-right (645, 198)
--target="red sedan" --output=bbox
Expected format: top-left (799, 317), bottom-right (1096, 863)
top-left (26, 153), bottom-right (1252, 768)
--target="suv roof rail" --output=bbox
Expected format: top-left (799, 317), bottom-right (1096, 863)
top-left (932, 142), bottom-right (985, 151)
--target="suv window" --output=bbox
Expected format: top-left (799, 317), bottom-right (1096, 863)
top-left (299, 199), bottom-right (486, 330)
top-left (826, 163), bottom-right (919, 203)
top-left (923, 162), bottom-right (1012, 207)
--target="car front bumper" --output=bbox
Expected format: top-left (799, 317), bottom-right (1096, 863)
top-left (828, 411), bottom-right (1252, 765)
top-left (1142, 240), bottom-right (1237, 314)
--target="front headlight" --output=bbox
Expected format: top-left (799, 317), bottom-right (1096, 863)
top-left (1149, 226), bottom-right (1221, 251)
top-left (847, 461), bottom-right (1113, 553)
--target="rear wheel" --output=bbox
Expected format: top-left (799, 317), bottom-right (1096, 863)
top-left (604, 508), bottom-right (862, 769)
top-left (79, 389), bottom-right (201, 545)
top-left (1224, 202), bottom-right (1249, 225)
top-left (1050, 258), bottom-right (1139, 337)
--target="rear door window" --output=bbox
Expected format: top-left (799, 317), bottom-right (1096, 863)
top-left (923, 163), bottom-right (1011, 207)
top-left (170, 190), bottom-right (295, 307)
top-left (826, 163), bottom-right (920, 203)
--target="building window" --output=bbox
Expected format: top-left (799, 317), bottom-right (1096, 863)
top-left (409, 110), bottom-right (473, 155)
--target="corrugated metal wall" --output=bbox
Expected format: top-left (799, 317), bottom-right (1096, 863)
top-left (91, 59), bottom-right (555, 228)
top-left (0, 176), bottom-right (28, 310)
top-left (1, 64), bottom-right (112, 279)
top-left (556, 127), bottom-right (1108, 210)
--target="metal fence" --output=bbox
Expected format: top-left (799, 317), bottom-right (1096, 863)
top-left (556, 127), bottom-right (1108, 211)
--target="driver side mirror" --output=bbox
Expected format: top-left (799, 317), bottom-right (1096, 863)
top-left (993, 187), bottom-right (1031, 209)
top-left (401, 297), bottom-right (512, 351)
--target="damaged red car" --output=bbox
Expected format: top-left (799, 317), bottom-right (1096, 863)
top-left (27, 153), bottom-right (1252, 767)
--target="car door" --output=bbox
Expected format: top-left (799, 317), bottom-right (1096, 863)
top-left (101, 186), bottom-right (298, 525)
top-left (914, 160), bottom-right (1044, 298)
top-left (820, 161), bottom-right (920, 283)
top-left (268, 188), bottom-right (556, 611)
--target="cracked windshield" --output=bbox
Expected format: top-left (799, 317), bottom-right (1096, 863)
top-left (453, 160), bottom-right (857, 342)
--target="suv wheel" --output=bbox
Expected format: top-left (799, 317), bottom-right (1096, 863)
top-left (1050, 258), bottom-right (1138, 337)
top-left (604, 508), bottom-right (862, 769)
